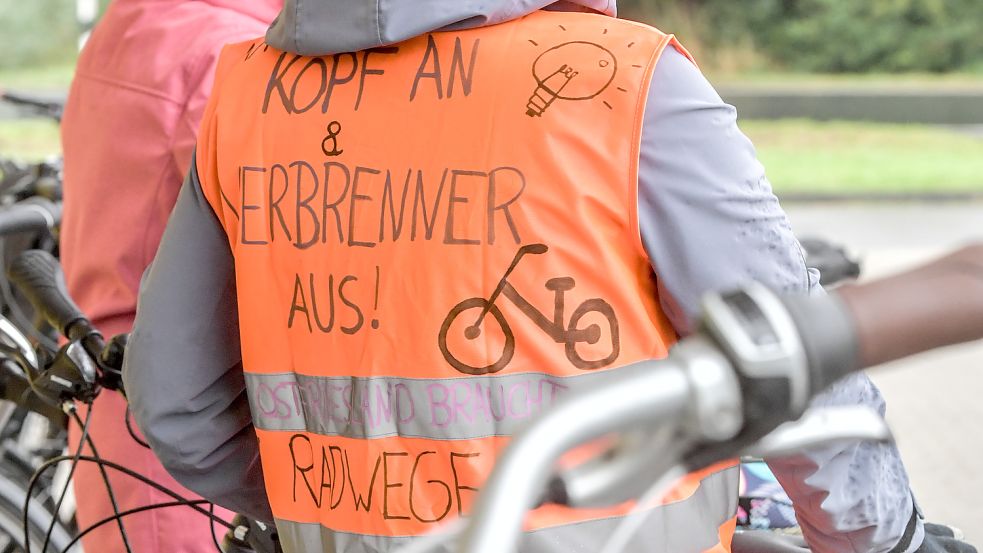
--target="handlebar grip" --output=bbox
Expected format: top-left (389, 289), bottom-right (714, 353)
top-left (7, 250), bottom-right (91, 341)
top-left (837, 244), bottom-right (983, 368)
top-left (777, 292), bottom-right (861, 395)
top-left (0, 198), bottom-right (61, 236)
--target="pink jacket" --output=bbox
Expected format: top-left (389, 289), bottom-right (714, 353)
top-left (61, 0), bottom-right (282, 336)
top-left (60, 2), bottom-right (281, 551)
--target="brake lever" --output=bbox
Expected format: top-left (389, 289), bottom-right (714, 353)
top-left (743, 406), bottom-right (893, 459)
top-left (31, 341), bottom-right (100, 404)
top-left (96, 333), bottom-right (128, 393)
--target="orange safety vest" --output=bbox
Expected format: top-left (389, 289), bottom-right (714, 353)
top-left (196, 10), bottom-right (738, 553)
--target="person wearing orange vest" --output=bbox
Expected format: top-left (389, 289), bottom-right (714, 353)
top-left (123, 1), bottom-right (966, 552)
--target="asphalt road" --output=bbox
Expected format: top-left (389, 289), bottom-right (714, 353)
top-left (786, 202), bottom-right (983, 543)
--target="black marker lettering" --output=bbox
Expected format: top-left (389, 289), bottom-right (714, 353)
top-left (348, 167), bottom-right (379, 248)
top-left (291, 161), bottom-right (321, 249)
top-left (240, 166), bottom-right (269, 245)
top-left (344, 449), bottom-right (380, 512)
top-left (288, 58), bottom-right (328, 114)
top-left (328, 445), bottom-right (346, 509)
top-left (269, 163), bottom-right (292, 243)
top-left (309, 273), bottom-right (336, 333)
top-left (288, 434), bottom-right (317, 505)
top-left (448, 38), bottom-right (480, 97)
top-left (410, 35), bottom-right (444, 101)
top-left (382, 452), bottom-right (411, 521)
top-left (288, 274), bottom-right (313, 332)
top-left (411, 169), bottom-right (448, 241)
top-left (408, 451), bottom-right (452, 523)
top-left (321, 162), bottom-right (351, 244)
top-left (339, 275), bottom-right (365, 334)
top-left (324, 53), bottom-right (358, 113)
top-left (379, 169), bottom-right (411, 242)
top-left (317, 445), bottom-right (333, 508)
top-left (445, 170), bottom-right (484, 245)
top-left (450, 452), bottom-right (480, 517)
top-left (356, 47), bottom-right (399, 110)
top-left (264, 53), bottom-right (303, 113)
top-left (487, 167), bottom-right (525, 245)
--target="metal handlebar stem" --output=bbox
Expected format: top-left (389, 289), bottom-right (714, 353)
top-left (458, 346), bottom-right (743, 553)
top-left (596, 464), bottom-right (688, 553)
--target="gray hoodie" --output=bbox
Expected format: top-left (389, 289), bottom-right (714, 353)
top-left (125, 1), bottom-right (923, 551)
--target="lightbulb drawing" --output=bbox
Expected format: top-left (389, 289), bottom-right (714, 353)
top-left (526, 41), bottom-right (617, 117)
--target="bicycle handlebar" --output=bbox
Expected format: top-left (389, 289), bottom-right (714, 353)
top-left (7, 250), bottom-right (93, 343)
top-left (461, 359), bottom-right (701, 553)
top-left (1, 251), bottom-right (277, 551)
top-left (0, 197), bottom-right (61, 236)
top-left (460, 243), bottom-right (983, 553)
top-left (7, 240), bottom-right (980, 553)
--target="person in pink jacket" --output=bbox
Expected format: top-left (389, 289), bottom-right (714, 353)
top-left (59, 1), bottom-right (281, 551)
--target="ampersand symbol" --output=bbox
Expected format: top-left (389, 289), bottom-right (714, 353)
top-left (321, 121), bottom-right (344, 157)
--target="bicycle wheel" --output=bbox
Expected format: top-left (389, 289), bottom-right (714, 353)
top-left (438, 298), bottom-right (515, 375)
top-left (0, 466), bottom-right (77, 553)
top-left (565, 298), bottom-right (620, 370)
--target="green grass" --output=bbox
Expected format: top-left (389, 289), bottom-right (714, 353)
top-left (2, 113), bottom-right (982, 196)
top-left (742, 120), bottom-right (983, 194)
top-left (0, 63), bottom-right (75, 90)
top-left (0, 119), bottom-right (60, 160)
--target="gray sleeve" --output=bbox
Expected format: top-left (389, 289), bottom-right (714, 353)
top-left (638, 48), bottom-right (919, 552)
top-left (123, 155), bottom-right (272, 522)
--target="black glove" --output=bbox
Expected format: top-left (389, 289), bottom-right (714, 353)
top-left (916, 524), bottom-right (977, 553)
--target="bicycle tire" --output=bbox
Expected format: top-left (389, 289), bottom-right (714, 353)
top-left (564, 298), bottom-right (620, 370)
top-left (0, 466), bottom-right (77, 553)
top-left (438, 298), bottom-right (515, 375)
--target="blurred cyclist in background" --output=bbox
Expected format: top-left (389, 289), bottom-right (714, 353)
top-left (60, 0), bottom-right (281, 551)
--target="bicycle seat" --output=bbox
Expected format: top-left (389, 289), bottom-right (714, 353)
top-left (545, 277), bottom-right (575, 291)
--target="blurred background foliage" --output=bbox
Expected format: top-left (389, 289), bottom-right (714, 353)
top-left (0, 0), bottom-right (110, 69)
top-left (1, 0), bottom-right (981, 74)
top-left (621, 0), bottom-right (983, 73)
top-left (1, 0), bottom-right (981, 195)
top-left (0, 0), bottom-right (80, 68)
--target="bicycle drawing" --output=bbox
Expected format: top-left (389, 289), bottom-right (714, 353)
top-left (438, 243), bottom-right (620, 375)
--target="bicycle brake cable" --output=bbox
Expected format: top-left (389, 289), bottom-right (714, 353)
top-left (57, 500), bottom-right (211, 553)
top-left (31, 404), bottom-right (90, 553)
top-left (68, 409), bottom-right (132, 553)
top-left (209, 502), bottom-right (223, 553)
top-left (27, 455), bottom-right (235, 530)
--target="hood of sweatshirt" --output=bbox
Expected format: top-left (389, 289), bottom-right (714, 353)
top-left (266, 0), bottom-right (616, 55)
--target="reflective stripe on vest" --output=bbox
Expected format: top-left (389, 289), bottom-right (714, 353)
top-left (273, 466), bottom-right (739, 553)
top-left (195, 8), bottom-right (730, 552)
top-left (245, 370), bottom-right (623, 440)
